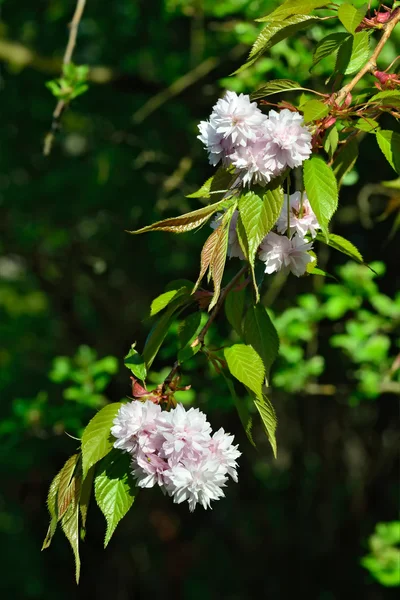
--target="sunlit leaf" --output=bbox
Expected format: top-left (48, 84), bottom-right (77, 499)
top-left (303, 156), bottom-right (338, 240)
top-left (253, 394), bottom-right (278, 458)
top-left (302, 99), bottom-right (329, 123)
top-left (257, 0), bottom-right (329, 22)
top-left (251, 79), bottom-right (310, 100)
top-left (128, 198), bottom-right (231, 234)
top-left (94, 449), bottom-right (136, 548)
top-left (338, 3), bottom-right (367, 34)
top-left (316, 232), bottom-right (363, 263)
top-left (124, 346), bottom-right (147, 381)
top-left (81, 403), bottom-right (122, 479)
top-left (224, 343), bottom-right (265, 400)
top-left (376, 130), bottom-right (400, 174)
top-left (335, 31), bottom-right (370, 75)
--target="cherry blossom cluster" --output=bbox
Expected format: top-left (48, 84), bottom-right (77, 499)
top-left (198, 91), bottom-right (312, 185)
top-left (211, 191), bottom-right (320, 277)
top-left (111, 400), bottom-right (240, 512)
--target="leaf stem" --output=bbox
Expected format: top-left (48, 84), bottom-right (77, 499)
top-left (44, 0), bottom-right (87, 156)
top-left (335, 9), bottom-right (400, 105)
top-left (191, 265), bottom-right (248, 348)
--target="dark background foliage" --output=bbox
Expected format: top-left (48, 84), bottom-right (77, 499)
top-left (0, 1), bottom-right (398, 598)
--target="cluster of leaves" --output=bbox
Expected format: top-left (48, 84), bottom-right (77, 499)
top-left (361, 521), bottom-right (400, 586)
top-left (272, 261), bottom-right (400, 401)
top-left (46, 62), bottom-right (89, 103)
top-left (0, 346), bottom-right (118, 438)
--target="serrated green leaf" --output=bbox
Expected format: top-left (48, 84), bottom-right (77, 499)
top-left (338, 3), bottom-right (367, 34)
top-left (150, 287), bottom-right (188, 317)
top-left (237, 183), bottom-right (284, 300)
top-left (316, 232), bottom-right (363, 263)
top-left (236, 15), bottom-right (321, 73)
top-left (128, 198), bottom-right (231, 234)
top-left (376, 130), bottom-right (400, 174)
top-left (368, 90), bottom-right (400, 110)
top-left (42, 470), bottom-right (62, 550)
top-left (225, 286), bottom-right (246, 337)
top-left (355, 117), bottom-right (380, 133)
top-left (61, 502), bottom-right (81, 584)
top-left (94, 449), bottom-right (136, 548)
top-left (251, 79), bottom-right (310, 100)
top-left (143, 295), bottom-right (190, 367)
top-left (257, 0), bottom-right (329, 22)
top-left (224, 344), bottom-right (265, 400)
top-left (324, 125), bottom-right (339, 160)
top-left (80, 466), bottom-right (95, 539)
top-left (243, 305), bottom-right (279, 380)
top-left (303, 156), bottom-right (338, 240)
top-left (335, 31), bottom-right (370, 75)
top-left (124, 346), bottom-right (147, 381)
top-left (186, 168), bottom-right (234, 199)
top-left (222, 372), bottom-right (255, 448)
top-left (311, 32), bottom-right (350, 70)
top-left (332, 138), bottom-right (359, 185)
top-left (311, 267), bottom-right (337, 279)
top-left (253, 394), bottom-right (278, 458)
top-left (302, 99), bottom-right (329, 123)
top-left (57, 454), bottom-right (80, 520)
top-left (81, 403), bottom-right (122, 479)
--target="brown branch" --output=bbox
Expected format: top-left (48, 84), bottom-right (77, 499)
top-left (336, 9), bottom-right (400, 105)
top-left (43, 0), bottom-right (87, 156)
top-left (191, 265), bottom-right (248, 348)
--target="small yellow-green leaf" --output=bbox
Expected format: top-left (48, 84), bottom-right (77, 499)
top-left (124, 346), bottom-right (147, 381)
top-left (338, 3), bottom-right (367, 34)
top-left (303, 156), bottom-right (338, 240)
top-left (224, 344), bottom-right (265, 401)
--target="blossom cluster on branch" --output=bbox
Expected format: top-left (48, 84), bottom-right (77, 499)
top-left (111, 400), bottom-right (240, 511)
top-left (198, 91), bottom-right (312, 186)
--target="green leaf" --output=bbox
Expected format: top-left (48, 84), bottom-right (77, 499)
top-left (178, 312), bottom-right (202, 348)
top-left (208, 205), bottom-right (235, 310)
top-left (94, 449), bottom-right (136, 547)
top-left (332, 138), bottom-right (359, 185)
top-left (355, 117), bottom-right (380, 133)
top-left (303, 156), bottom-right (338, 240)
top-left (57, 454), bottom-right (80, 520)
top-left (302, 99), bottom-right (329, 123)
top-left (257, 0), bottom-right (329, 22)
top-left (253, 394), bottom-right (278, 458)
top-left (335, 31), bottom-right (370, 75)
top-left (150, 287), bottom-right (188, 317)
top-left (236, 15), bottom-right (321, 73)
top-left (311, 32), bottom-right (351, 70)
top-left (311, 267), bottom-right (337, 279)
top-left (251, 79), bottom-right (310, 100)
top-left (224, 344), bottom-right (265, 400)
top-left (338, 3), bottom-right (367, 34)
top-left (225, 286), bottom-right (246, 337)
top-left (124, 346), bottom-right (147, 381)
top-left (143, 295), bottom-right (190, 367)
top-left (81, 403), bottom-right (122, 479)
top-left (80, 466), bottom-right (95, 540)
top-left (42, 470), bottom-right (62, 550)
top-left (128, 198), bottom-right (231, 234)
top-left (61, 502), bottom-right (81, 584)
top-left (222, 372), bottom-right (255, 448)
top-left (316, 232), bottom-right (363, 263)
top-left (243, 305), bottom-right (279, 380)
top-left (237, 182), bottom-right (284, 300)
top-left (369, 90), bottom-right (400, 110)
top-left (177, 343), bottom-right (201, 364)
top-left (324, 125), bottom-right (339, 160)
top-left (186, 168), bottom-right (234, 199)
top-left (376, 130), bottom-right (400, 174)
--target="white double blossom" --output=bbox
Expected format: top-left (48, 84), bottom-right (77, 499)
top-left (198, 91), bottom-right (312, 186)
top-left (258, 232), bottom-right (315, 277)
top-left (111, 400), bottom-right (241, 512)
top-left (276, 191), bottom-right (320, 238)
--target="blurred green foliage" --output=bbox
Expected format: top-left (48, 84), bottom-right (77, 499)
top-left (361, 522), bottom-right (400, 587)
top-left (0, 0), bottom-right (399, 598)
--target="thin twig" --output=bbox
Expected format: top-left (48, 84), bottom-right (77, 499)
top-left (191, 265), bottom-right (248, 348)
top-left (335, 9), bottom-right (400, 105)
top-left (43, 0), bottom-right (87, 156)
